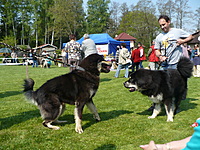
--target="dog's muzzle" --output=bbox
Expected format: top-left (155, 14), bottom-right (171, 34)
top-left (124, 81), bottom-right (136, 92)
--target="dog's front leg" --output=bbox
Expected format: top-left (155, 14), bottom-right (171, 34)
top-left (148, 103), bottom-right (161, 119)
top-left (86, 100), bottom-right (101, 121)
top-left (74, 102), bottom-right (84, 134)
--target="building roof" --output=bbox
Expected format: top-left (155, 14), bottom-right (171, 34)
top-left (34, 44), bottom-right (57, 49)
top-left (114, 32), bottom-right (136, 40)
top-left (188, 31), bottom-right (200, 44)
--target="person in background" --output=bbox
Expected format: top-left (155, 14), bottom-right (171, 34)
top-left (45, 54), bottom-right (52, 68)
top-left (131, 46), bottom-right (141, 72)
top-left (81, 34), bottom-right (97, 58)
top-left (155, 15), bottom-right (194, 70)
top-left (138, 42), bottom-right (146, 69)
top-left (115, 46), bottom-right (120, 63)
top-left (148, 40), bottom-right (159, 70)
top-left (65, 34), bottom-right (81, 71)
top-left (61, 49), bottom-right (67, 67)
top-left (192, 44), bottom-right (200, 77)
top-left (11, 50), bottom-right (18, 63)
top-left (32, 50), bottom-right (38, 67)
top-left (181, 43), bottom-right (189, 58)
top-left (114, 43), bottom-right (130, 78)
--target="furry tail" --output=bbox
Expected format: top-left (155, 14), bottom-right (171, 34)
top-left (177, 57), bottom-right (193, 78)
top-left (23, 78), bottom-right (37, 105)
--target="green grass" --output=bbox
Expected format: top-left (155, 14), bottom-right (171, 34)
top-left (0, 63), bottom-right (200, 150)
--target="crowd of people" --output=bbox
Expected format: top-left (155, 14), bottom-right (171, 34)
top-left (113, 15), bottom-right (200, 78)
top-left (61, 33), bottom-right (97, 71)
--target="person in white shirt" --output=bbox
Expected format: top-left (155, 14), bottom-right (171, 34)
top-left (81, 34), bottom-right (97, 58)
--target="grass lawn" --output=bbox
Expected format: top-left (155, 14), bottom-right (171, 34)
top-left (0, 62), bottom-right (200, 150)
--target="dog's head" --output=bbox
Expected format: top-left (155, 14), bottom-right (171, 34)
top-left (99, 61), bottom-right (111, 73)
top-left (124, 69), bottom-right (153, 93)
top-left (79, 54), bottom-right (111, 74)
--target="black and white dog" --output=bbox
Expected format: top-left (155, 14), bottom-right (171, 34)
top-left (124, 57), bottom-right (193, 122)
top-left (23, 54), bottom-right (111, 133)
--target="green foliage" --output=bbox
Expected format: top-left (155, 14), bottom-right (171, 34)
top-left (87, 0), bottom-right (110, 33)
top-left (0, 64), bottom-right (200, 149)
top-left (0, 36), bottom-right (16, 46)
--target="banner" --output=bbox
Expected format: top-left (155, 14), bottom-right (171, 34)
top-left (96, 44), bottom-right (108, 55)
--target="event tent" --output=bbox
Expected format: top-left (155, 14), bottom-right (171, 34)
top-left (63, 33), bottom-right (130, 55)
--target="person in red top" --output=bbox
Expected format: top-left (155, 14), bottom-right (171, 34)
top-left (148, 40), bottom-right (159, 70)
top-left (138, 42), bottom-right (146, 68)
top-left (131, 46), bottom-right (141, 72)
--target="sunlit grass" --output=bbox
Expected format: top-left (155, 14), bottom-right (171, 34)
top-left (0, 63), bottom-right (200, 150)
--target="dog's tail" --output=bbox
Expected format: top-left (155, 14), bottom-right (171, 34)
top-left (177, 57), bottom-right (193, 78)
top-left (23, 78), bottom-right (37, 105)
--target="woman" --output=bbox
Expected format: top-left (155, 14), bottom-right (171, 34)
top-left (114, 43), bottom-right (130, 78)
top-left (192, 44), bottom-right (200, 77)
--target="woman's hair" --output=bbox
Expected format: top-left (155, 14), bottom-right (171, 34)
top-left (158, 15), bottom-right (171, 22)
top-left (120, 43), bottom-right (126, 48)
top-left (69, 34), bottom-right (76, 40)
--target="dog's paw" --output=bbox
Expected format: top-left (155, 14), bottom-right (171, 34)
top-left (52, 126), bottom-right (60, 130)
top-left (75, 127), bottom-right (83, 134)
top-left (167, 118), bottom-right (173, 122)
top-left (148, 116), bottom-right (156, 119)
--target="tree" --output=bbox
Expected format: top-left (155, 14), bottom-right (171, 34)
top-left (194, 7), bottom-right (200, 31)
top-left (174, 0), bottom-right (191, 29)
top-left (118, 0), bottom-right (159, 47)
top-left (156, 0), bottom-right (176, 20)
top-left (108, 1), bottom-right (121, 37)
top-left (49, 0), bottom-right (85, 48)
top-left (86, 0), bottom-right (110, 33)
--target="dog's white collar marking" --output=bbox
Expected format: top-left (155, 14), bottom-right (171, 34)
top-left (76, 66), bottom-right (85, 71)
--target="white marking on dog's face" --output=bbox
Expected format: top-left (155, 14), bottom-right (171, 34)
top-left (97, 62), bottom-right (102, 72)
top-left (149, 93), bottom-right (163, 103)
top-left (124, 81), bottom-right (138, 92)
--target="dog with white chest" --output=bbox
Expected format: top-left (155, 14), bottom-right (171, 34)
top-left (124, 57), bottom-right (193, 122)
top-left (23, 54), bottom-right (111, 133)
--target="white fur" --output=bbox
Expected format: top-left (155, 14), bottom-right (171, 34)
top-left (74, 106), bottom-right (83, 134)
top-left (149, 93), bottom-right (163, 103)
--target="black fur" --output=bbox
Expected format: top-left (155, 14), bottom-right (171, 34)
top-left (23, 54), bottom-right (111, 133)
top-left (124, 57), bottom-right (193, 122)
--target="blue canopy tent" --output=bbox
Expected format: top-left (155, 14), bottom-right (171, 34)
top-left (62, 33), bottom-right (130, 55)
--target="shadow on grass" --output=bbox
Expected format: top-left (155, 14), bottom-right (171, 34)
top-left (59, 110), bottom-right (134, 130)
top-left (94, 144), bottom-right (116, 150)
top-left (137, 98), bottom-right (198, 116)
top-left (100, 78), bottom-right (112, 82)
top-left (0, 110), bottom-right (40, 130)
top-left (0, 91), bottom-right (22, 98)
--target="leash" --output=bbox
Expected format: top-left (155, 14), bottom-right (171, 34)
top-left (0, 42), bottom-right (77, 67)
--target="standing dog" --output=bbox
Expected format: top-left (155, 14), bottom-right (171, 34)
top-left (124, 57), bottom-right (193, 122)
top-left (23, 54), bottom-right (111, 133)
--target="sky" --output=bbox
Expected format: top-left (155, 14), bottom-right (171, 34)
top-left (83, 0), bottom-right (200, 10)
top-left (83, 0), bottom-right (200, 33)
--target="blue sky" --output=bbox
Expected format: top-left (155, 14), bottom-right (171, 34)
top-left (83, 0), bottom-right (200, 33)
top-left (83, 0), bottom-right (200, 10)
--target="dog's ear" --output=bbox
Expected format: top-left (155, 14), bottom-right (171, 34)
top-left (136, 73), bottom-right (153, 89)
